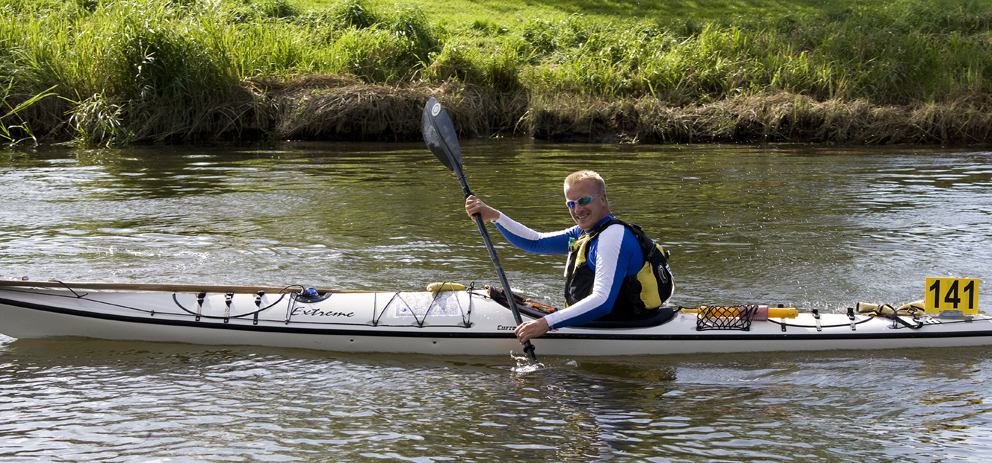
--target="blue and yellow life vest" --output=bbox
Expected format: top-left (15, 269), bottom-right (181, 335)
top-left (564, 218), bottom-right (674, 317)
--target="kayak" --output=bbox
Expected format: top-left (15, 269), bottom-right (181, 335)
top-left (0, 279), bottom-right (989, 356)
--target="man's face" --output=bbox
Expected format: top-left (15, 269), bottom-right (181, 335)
top-left (564, 179), bottom-right (609, 231)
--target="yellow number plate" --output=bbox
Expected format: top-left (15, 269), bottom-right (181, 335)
top-left (925, 278), bottom-right (980, 314)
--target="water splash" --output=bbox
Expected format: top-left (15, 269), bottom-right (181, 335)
top-left (510, 351), bottom-right (545, 374)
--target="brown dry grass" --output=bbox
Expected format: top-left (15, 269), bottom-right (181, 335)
top-left (255, 76), bottom-right (530, 142)
top-left (522, 91), bottom-right (992, 144)
top-left (261, 75), bottom-right (427, 141)
top-left (13, 75), bottom-right (990, 145)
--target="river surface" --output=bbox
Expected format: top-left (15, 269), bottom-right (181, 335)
top-left (1, 142), bottom-right (991, 461)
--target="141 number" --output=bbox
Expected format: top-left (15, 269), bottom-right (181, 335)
top-left (925, 278), bottom-right (979, 314)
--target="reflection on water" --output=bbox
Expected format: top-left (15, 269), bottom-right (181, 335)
top-left (2, 142), bottom-right (992, 461)
top-left (2, 336), bottom-right (992, 461)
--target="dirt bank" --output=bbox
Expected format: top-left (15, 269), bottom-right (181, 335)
top-left (257, 75), bottom-right (992, 145)
top-left (11, 74), bottom-right (991, 146)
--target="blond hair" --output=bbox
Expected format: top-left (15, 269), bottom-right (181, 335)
top-left (564, 170), bottom-right (606, 195)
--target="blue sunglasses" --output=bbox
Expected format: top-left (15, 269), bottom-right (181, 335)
top-left (566, 194), bottom-right (601, 208)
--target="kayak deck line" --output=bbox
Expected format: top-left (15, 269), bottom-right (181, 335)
top-left (0, 279), bottom-right (370, 295)
top-left (2, 279), bottom-right (991, 355)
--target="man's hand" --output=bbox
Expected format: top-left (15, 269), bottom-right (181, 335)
top-left (465, 195), bottom-right (500, 222)
top-left (514, 318), bottom-right (550, 344)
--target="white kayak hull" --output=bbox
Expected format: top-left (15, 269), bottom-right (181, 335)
top-left (1, 281), bottom-right (991, 356)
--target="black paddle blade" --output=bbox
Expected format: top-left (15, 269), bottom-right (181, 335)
top-left (422, 97), bottom-right (462, 173)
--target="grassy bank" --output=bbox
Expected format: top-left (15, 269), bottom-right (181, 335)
top-left (2, 0), bottom-right (992, 146)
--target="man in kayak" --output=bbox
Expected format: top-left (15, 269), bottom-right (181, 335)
top-left (465, 170), bottom-right (673, 345)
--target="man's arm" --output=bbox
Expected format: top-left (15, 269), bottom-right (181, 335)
top-left (493, 214), bottom-right (574, 255)
top-left (466, 195), bottom-right (575, 254)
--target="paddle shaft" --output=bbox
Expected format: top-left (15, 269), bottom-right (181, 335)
top-left (455, 171), bottom-right (538, 363)
top-left (422, 97), bottom-right (537, 364)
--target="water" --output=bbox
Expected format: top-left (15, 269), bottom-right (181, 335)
top-left (3, 340), bottom-right (992, 461)
top-left (1, 142), bottom-right (991, 461)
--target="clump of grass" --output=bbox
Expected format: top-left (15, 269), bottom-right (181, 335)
top-left (69, 92), bottom-right (132, 147)
top-left (6, 0), bottom-right (261, 144)
top-left (1, 82), bottom-right (57, 145)
top-left (99, 0), bottom-right (255, 137)
top-left (424, 37), bottom-right (523, 93)
top-left (323, 0), bottom-right (379, 29)
top-left (286, 2), bottom-right (440, 84)
top-left (228, 0), bottom-right (299, 23)
top-left (327, 26), bottom-right (425, 83)
top-left (388, 6), bottom-right (438, 57)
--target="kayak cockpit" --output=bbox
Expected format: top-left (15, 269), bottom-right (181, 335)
top-left (485, 286), bottom-right (678, 329)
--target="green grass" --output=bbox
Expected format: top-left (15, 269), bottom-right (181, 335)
top-left (2, 0), bottom-right (991, 145)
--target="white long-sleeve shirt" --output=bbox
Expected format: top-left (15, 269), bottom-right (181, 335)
top-left (491, 213), bottom-right (643, 329)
